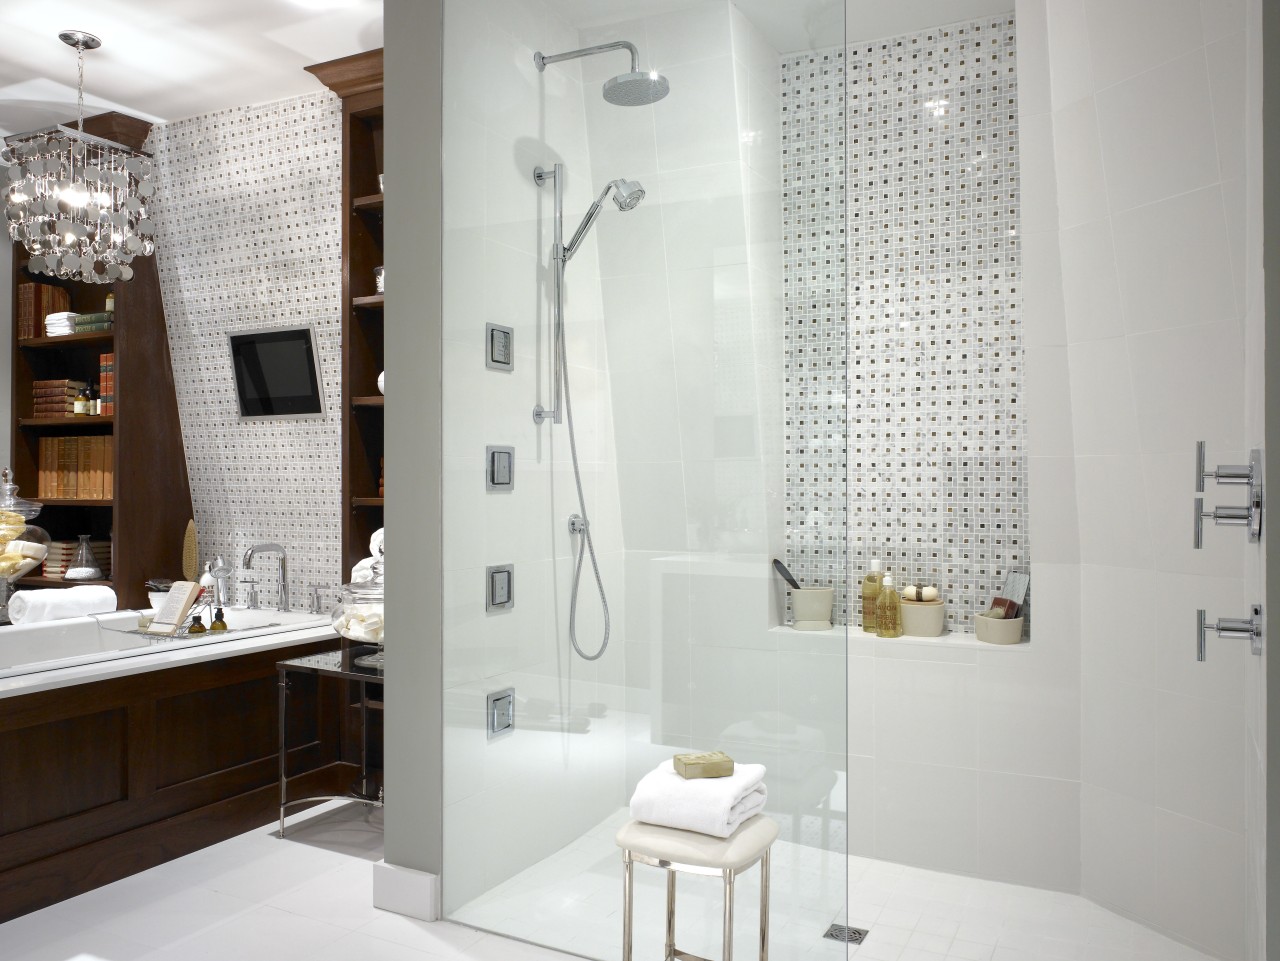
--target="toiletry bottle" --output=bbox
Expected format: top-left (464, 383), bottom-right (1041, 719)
top-left (861, 558), bottom-right (883, 633)
top-left (877, 573), bottom-right (903, 638)
top-left (72, 383), bottom-right (90, 416)
top-left (104, 292), bottom-right (114, 315)
top-left (187, 615), bottom-right (206, 635)
top-left (210, 608), bottom-right (227, 632)
top-left (89, 383), bottom-right (100, 416)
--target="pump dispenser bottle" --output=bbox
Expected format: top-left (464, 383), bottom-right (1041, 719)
top-left (861, 558), bottom-right (883, 633)
top-left (877, 572), bottom-right (903, 638)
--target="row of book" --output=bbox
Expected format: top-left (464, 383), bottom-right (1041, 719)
top-left (44, 311), bottom-right (114, 337)
top-left (15, 283), bottom-right (71, 340)
top-left (42, 540), bottom-right (112, 581)
top-left (30, 359), bottom-right (114, 419)
top-left (37, 436), bottom-right (114, 500)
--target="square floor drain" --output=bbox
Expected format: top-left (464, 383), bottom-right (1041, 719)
top-left (823, 924), bottom-right (868, 944)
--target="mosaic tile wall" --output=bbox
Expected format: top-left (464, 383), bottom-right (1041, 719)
top-left (782, 14), bottom-right (1026, 631)
top-left (147, 92), bottom-right (345, 610)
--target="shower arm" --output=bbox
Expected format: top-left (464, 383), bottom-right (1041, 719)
top-left (534, 41), bottom-right (639, 74)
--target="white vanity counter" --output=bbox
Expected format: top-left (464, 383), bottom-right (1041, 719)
top-left (0, 608), bottom-right (339, 699)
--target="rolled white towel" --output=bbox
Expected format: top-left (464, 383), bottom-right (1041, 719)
top-left (629, 759), bottom-right (768, 838)
top-left (9, 585), bottom-right (117, 624)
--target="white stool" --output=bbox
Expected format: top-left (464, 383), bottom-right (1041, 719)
top-left (616, 816), bottom-right (778, 961)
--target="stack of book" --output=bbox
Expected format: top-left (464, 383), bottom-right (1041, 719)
top-left (379, 456), bottom-right (385, 497)
top-left (16, 283), bottom-right (71, 340)
top-left (37, 436), bottom-right (113, 500)
top-left (99, 353), bottom-right (115, 415)
top-left (42, 540), bottom-right (112, 581)
top-left (44, 311), bottom-right (114, 337)
top-left (31, 380), bottom-right (88, 419)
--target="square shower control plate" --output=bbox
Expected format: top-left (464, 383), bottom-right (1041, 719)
top-left (487, 687), bottom-right (515, 738)
top-left (486, 446), bottom-right (515, 491)
top-left (486, 564), bottom-right (514, 610)
top-left (485, 323), bottom-right (514, 371)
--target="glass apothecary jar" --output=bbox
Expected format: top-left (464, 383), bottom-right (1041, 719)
top-left (0, 467), bottom-right (52, 622)
top-left (331, 563), bottom-right (384, 668)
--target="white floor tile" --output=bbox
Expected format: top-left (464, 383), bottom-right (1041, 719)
top-left (0, 800), bottom-right (1226, 961)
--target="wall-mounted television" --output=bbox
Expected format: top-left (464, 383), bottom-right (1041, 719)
top-left (228, 325), bottom-right (325, 419)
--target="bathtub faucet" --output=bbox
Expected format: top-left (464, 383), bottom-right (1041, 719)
top-left (242, 543), bottom-right (289, 612)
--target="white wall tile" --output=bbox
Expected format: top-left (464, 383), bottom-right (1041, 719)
top-left (1027, 457), bottom-right (1080, 563)
top-left (1083, 0), bottom-right (1203, 91)
top-left (1201, 0), bottom-right (1247, 42)
top-left (1081, 674), bottom-right (1156, 802)
top-left (977, 643), bottom-right (1081, 782)
top-left (1156, 690), bottom-right (1245, 831)
top-left (1111, 185), bottom-right (1237, 335)
top-left (1025, 346), bottom-right (1075, 457)
top-left (874, 658), bottom-right (979, 769)
top-left (1127, 322), bottom-right (1245, 454)
top-left (1045, 0), bottom-right (1094, 110)
top-left (1142, 450), bottom-right (1246, 579)
top-left (1080, 565), bottom-right (1158, 686)
top-left (1153, 571), bottom-right (1247, 701)
top-left (1066, 339), bottom-right (1141, 456)
top-left (1073, 454), bottom-right (1153, 569)
top-left (653, 57), bottom-right (742, 171)
top-left (1051, 97), bottom-right (1110, 228)
top-left (1080, 784), bottom-right (1158, 922)
top-left (977, 772), bottom-right (1080, 891)
top-left (1094, 52), bottom-right (1220, 213)
top-left (645, 3), bottom-right (732, 66)
top-left (1206, 34), bottom-right (1247, 183)
top-left (874, 760), bottom-right (979, 875)
top-left (1153, 810), bottom-right (1247, 961)
top-left (1058, 219), bottom-right (1125, 342)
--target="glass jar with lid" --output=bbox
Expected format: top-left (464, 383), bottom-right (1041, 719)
top-left (331, 552), bottom-right (384, 669)
top-left (0, 467), bottom-right (52, 621)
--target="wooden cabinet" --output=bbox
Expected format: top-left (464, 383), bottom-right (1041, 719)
top-left (305, 51), bottom-right (385, 581)
top-left (8, 113), bottom-right (194, 609)
top-left (0, 639), bottom-right (352, 922)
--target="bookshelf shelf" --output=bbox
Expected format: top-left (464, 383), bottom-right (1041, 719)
top-left (33, 499), bottom-right (113, 508)
top-left (353, 193), bottom-right (384, 211)
top-left (351, 396), bottom-right (384, 408)
top-left (352, 294), bottom-right (384, 309)
top-left (19, 417), bottom-right (115, 429)
top-left (15, 576), bottom-right (113, 589)
top-left (351, 497), bottom-right (384, 508)
top-left (19, 331), bottom-right (115, 349)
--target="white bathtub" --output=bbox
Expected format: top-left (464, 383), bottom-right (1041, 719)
top-left (0, 607), bottom-right (331, 679)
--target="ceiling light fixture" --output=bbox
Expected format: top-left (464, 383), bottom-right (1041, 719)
top-left (3, 30), bottom-right (156, 284)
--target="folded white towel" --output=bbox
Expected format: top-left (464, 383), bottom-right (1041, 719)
top-left (629, 759), bottom-right (767, 838)
top-left (8, 586), bottom-right (117, 624)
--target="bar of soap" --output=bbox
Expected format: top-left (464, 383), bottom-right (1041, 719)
top-left (674, 751), bottom-right (735, 779)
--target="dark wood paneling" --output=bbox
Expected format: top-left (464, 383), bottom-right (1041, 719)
top-left (155, 676), bottom-right (279, 787)
top-left (0, 707), bottom-right (127, 834)
top-left (305, 49), bottom-right (384, 99)
top-left (0, 638), bottom-right (348, 922)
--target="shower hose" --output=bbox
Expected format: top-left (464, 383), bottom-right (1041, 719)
top-left (559, 322), bottom-right (611, 661)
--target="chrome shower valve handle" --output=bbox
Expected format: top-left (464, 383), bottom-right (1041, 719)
top-left (1191, 442), bottom-right (1263, 548)
top-left (1196, 605), bottom-right (1264, 661)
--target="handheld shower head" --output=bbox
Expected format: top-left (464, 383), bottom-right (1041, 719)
top-left (563, 178), bottom-right (647, 260)
top-left (610, 180), bottom-right (645, 210)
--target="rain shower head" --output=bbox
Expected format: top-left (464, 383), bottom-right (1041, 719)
top-left (534, 40), bottom-right (671, 107)
top-left (563, 178), bottom-right (647, 260)
top-left (603, 70), bottom-right (670, 106)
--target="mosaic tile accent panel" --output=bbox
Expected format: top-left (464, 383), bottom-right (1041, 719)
top-left (146, 92), bottom-right (345, 610)
top-left (782, 15), bottom-right (1026, 631)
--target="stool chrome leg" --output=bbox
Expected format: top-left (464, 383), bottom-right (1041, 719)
top-left (665, 870), bottom-right (677, 961)
top-left (723, 868), bottom-right (735, 961)
top-left (759, 849), bottom-right (770, 961)
top-left (622, 851), bottom-right (634, 961)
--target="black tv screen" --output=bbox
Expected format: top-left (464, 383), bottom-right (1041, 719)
top-left (229, 327), bottom-right (325, 418)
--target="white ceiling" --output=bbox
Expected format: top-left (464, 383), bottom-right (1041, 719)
top-left (554, 0), bottom-right (1013, 53)
top-left (0, 0), bottom-right (383, 139)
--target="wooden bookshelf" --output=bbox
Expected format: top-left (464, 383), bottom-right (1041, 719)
top-left (308, 50), bottom-right (385, 583)
top-left (9, 113), bottom-right (194, 608)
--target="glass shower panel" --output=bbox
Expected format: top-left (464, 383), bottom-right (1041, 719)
top-left (440, 1), bottom-right (847, 959)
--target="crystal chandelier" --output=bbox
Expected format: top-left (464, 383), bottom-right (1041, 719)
top-left (2, 31), bottom-right (156, 284)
